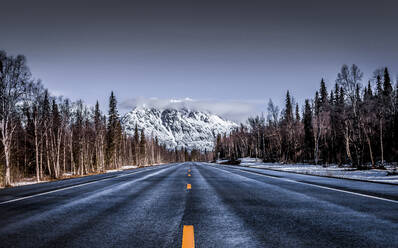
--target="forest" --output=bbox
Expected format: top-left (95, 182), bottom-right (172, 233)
top-left (215, 64), bottom-right (398, 169)
top-left (2, 49), bottom-right (397, 187)
top-left (0, 50), bottom-right (208, 187)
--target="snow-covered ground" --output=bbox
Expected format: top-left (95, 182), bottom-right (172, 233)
top-left (1, 164), bottom-right (159, 188)
top-left (231, 157), bottom-right (398, 184)
top-left (105, 163), bottom-right (165, 173)
top-left (11, 178), bottom-right (46, 187)
top-left (105, 165), bottom-right (140, 173)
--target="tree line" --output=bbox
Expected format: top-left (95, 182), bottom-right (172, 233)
top-left (0, 50), bottom-right (207, 187)
top-left (215, 64), bottom-right (398, 168)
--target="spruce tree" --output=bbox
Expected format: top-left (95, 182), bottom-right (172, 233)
top-left (314, 91), bottom-right (320, 115)
top-left (364, 81), bottom-right (373, 100)
top-left (303, 99), bottom-right (314, 161)
top-left (52, 99), bottom-right (60, 136)
top-left (383, 67), bottom-right (393, 98)
top-left (106, 91), bottom-right (119, 168)
top-left (295, 103), bottom-right (300, 121)
top-left (94, 101), bottom-right (101, 132)
top-left (284, 90), bottom-right (293, 122)
top-left (320, 79), bottom-right (328, 107)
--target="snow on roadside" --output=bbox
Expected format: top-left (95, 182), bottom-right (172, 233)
top-left (216, 159), bottom-right (229, 164)
top-left (105, 164), bottom-right (162, 173)
top-left (11, 178), bottom-right (49, 187)
top-left (2, 163), bottom-right (165, 189)
top-left (122, 165), bottom-right (138, 169)
top-left (232, 157), bottom-right (398, 184)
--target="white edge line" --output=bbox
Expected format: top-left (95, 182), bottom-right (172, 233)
top-left (238, 169), bottom-right (398, 204)
top-left (0, 165), bottom-right (171, 205)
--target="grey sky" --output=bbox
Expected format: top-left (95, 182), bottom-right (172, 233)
top-left (1, 0), bottom-right (397, 122)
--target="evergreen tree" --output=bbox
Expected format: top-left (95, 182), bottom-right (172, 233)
top-left (42, 90), bottom-right (51, 124)
top-left (383, 67), bottom-right (393, 98)
top-left (284, 90), bottom-right (293, 122)
top-left (106, 91), bottom-right (119, 168)
top-left (364, 81), bottom-right (373, 100)
top-left (295, 103), bottom-right (300, 121)
top-left (320, 79), bottom-right (328, 107)
top-left (94, 101), bottom-right (101, 132)
top-left (303, 99), bottom-right (314, 161)
top-left (314, 91), bottom-right (320, 115)
top-left (52, 100), bottom-right (60, 136)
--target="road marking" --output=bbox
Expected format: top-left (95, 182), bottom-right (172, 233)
top-left (187, 184), bottom-right (192, 190)
top-left (0, 165), bottom-right (172, 205)
top-left (182, 225), bottom-right (195, 248)
top-left (238, 169), bottom-right (398, 204)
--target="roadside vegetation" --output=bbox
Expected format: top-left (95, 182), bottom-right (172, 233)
top-left (215, 64), bottom-right (398, 170)
top-left (0, 50), bottom-right (209, 187)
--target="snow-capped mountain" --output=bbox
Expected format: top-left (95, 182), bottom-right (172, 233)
top-left (122, 106), bottom-right (238, 151)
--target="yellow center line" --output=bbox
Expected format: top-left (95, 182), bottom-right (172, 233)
top-left (187, 184), bottom-right (191, 190)
top-left (182, 225), bottom-right (195, 248)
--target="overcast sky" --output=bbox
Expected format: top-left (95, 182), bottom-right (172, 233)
top-left (1, 0), bottom-right (397, 122)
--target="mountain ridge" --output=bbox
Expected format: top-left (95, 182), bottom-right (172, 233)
top-left (121, 106), bottom-right (238, 151)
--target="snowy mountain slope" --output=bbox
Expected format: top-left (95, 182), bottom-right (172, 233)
top-left (121, 106), bottom-right (238, 151)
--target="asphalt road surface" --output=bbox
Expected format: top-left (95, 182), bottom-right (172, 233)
top-left (0, 162), bottom-right (397, 248)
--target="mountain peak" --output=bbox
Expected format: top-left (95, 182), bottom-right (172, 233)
top-left (122, 106), bottom-right (237, 151)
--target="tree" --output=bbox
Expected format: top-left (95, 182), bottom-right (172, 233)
top-left (133, 124), bottom-right (139, 165)
top-left (215, 133), bottom-right (222, 160)
top-left (106, 91), bottom-right (119, 169)
top-left (336, 64), bottom-right (363, 167)
top-left (303, 99), bottom-right (314, 161)
top-left (295, 103), bottom-right (300, 121)
top-left (283, 90), bottom-right (293, 122)
top-left (383, 68), bottom-right (393, 98)
top-left (0, 51), bottom-right (31, 186)
top-left (320, 79), bottom-right (328, 106)
top-left (94, 101), bottom-right (105, 172)
top-left (140, 129), bottom-right (146, 166)
top-left (50, 99), bottom-right (62, 178)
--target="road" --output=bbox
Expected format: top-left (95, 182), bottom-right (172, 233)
top-left (0, 162), bottom-right (397, 248)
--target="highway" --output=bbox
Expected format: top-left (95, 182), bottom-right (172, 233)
top-left (0, 162), bottom-right (397, 248)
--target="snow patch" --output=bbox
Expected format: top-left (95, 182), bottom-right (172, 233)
top-left (236, 159), bottom-right (398, 184)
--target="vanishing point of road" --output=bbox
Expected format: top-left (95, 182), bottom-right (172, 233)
top-left (0, 162), bottom-right (397, 248)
